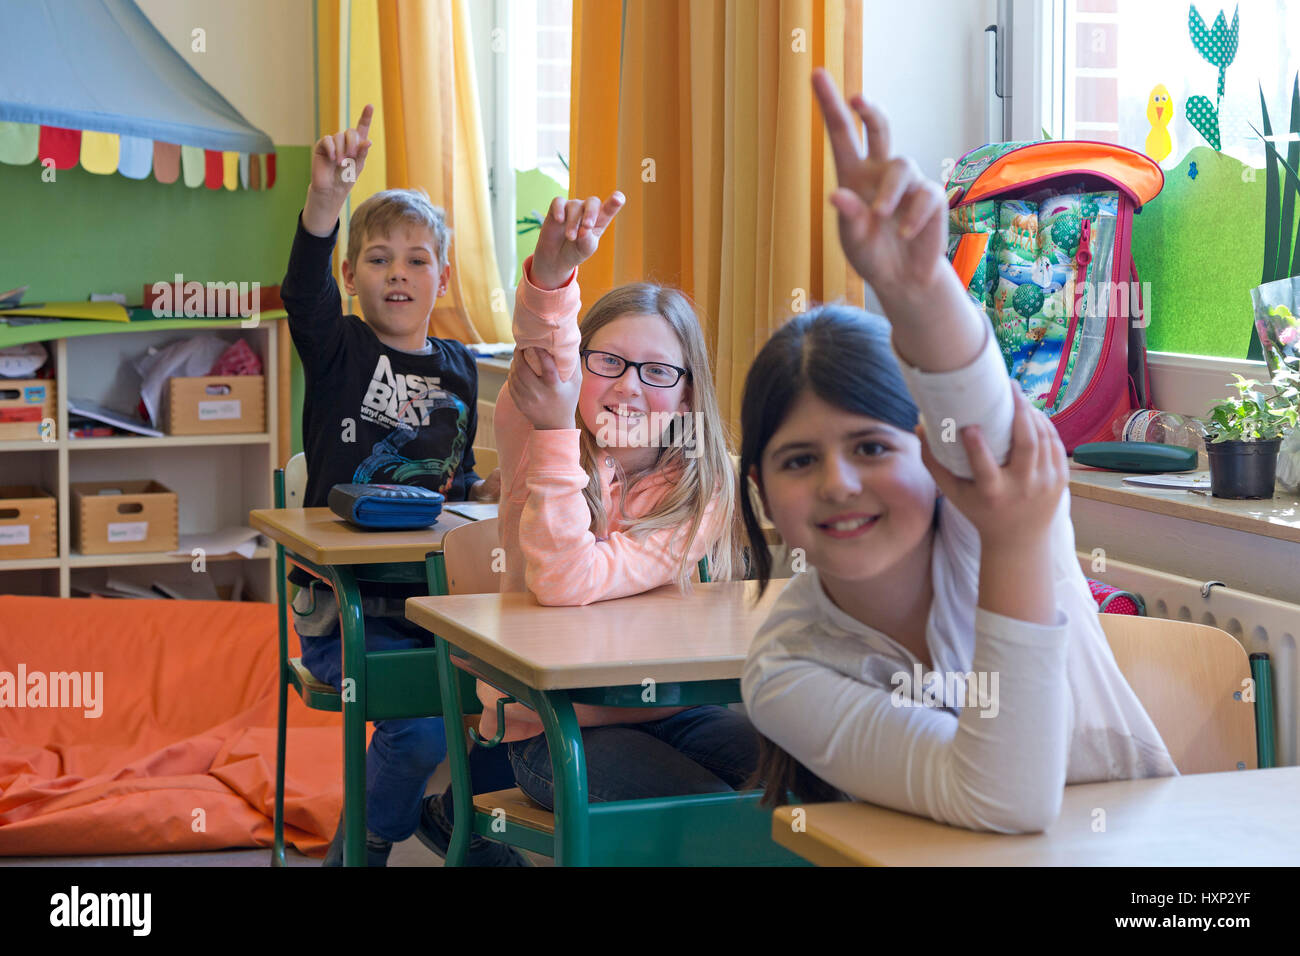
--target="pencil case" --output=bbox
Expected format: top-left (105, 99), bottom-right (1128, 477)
top-left (1072, 441), bottom-right (1198, 473)
top-left (328, 483), bottom-right (444, 530)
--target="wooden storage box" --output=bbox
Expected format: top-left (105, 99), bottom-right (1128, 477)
top-left (71, 480), bottom-right (178, 555)
top-left (0, 485), bottom-right (57, 559)
top-left (167, 375), bottom-right (265, 435)
top-left (0, 379), bottom-right (56, 440)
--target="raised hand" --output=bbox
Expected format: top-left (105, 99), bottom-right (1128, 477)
top-left (918, 387), bottom-right (1068, 551)
top-left (529, 192), bottom-right (626, 291)
top-left (508, 346), bottom-right (583, 431)
top-left (813, 69), bottom-right (949, 303)
top-left (303, 105), bottom-right (373, 236)
top-left (313, 104), bottom-right (373, 194)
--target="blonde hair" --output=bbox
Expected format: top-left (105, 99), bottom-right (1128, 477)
top-left (347, 188), bottom-right (451, 269)
top-left (576, 283), bottom-right (741, 586)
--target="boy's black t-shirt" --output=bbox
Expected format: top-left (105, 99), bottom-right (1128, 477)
top-left (281, 215), bottom-right (480, 595)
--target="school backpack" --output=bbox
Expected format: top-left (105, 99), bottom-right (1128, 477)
top-left (943, 141), bottom-right (1164, 452)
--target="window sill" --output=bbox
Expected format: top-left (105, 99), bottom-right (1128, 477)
top-left (1069, 464), bottom-right (1300, 546)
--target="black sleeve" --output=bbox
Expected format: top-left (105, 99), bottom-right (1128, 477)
top-left (448, 344), bottom-right (480, 500)
top-left (281, 213), bottom-right (346, 373)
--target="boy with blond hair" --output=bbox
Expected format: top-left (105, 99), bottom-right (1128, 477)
top-left (281, 105), bottom-right (519, 866)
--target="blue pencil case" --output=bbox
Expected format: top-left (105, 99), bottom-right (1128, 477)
top-left (328, 483), bottom-right (444, 530)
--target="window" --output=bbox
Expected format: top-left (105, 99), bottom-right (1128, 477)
top-left (470, 0), bottom-right (573, 290)
top-left (1005, 0), bottom-right (1300, 414)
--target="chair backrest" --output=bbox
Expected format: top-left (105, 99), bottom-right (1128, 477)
top-left (284, 452), bottom-right (307, 508)
top-left (477, 399), bottom-right (496, 450)
top-left (1098, 614), bottom-right (1257, 774)
top-left (473, 446), bottom-right (499, 475)
top-left (441, 517), bottom-right (502, 595)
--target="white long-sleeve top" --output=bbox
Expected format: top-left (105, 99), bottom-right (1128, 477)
top-left (741, 325), bottom-right (1178, 834)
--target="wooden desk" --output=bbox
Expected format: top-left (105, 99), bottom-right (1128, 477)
top-left (249, 507), bottom-right (471, 566)
top-left (773, 767), bottom-right (1300, 866)
top-left (405, 581), bottom-right (796, 866)
top-left (406, 580), bottom-right (782, 690)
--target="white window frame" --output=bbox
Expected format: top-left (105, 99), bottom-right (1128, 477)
top-left (998, 0), bottom-right (1266, 419)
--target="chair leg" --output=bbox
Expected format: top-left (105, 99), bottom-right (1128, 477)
top-left (333, 566), bottom-right (369, 867)
top-left (272, 538), bottom-right (289, 868)
top-left (273, 676), bottom-right (289, 867)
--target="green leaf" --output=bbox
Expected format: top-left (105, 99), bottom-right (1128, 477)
top-left (1224, 5), bottom-right (1240, 66)
top-left (1187, 94), bottom-right (1221, 150)
top-left (1189, 5), bottom-right (1214, 65)
top-left (1260, 85), bottom-right (1282, 282)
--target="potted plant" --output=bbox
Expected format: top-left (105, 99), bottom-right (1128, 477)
top-left (1204, 352), bottom-right (1300, 498)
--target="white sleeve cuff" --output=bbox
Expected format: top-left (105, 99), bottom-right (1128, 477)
top-left (893, 323), bottom-right (1014, 480)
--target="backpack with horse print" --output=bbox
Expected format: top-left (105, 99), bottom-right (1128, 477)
top-left (944, 141), bottom-right (1164, 452)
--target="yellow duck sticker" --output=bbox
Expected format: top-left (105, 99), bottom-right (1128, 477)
top-left (1146, 84), bottom-right (1174, 164)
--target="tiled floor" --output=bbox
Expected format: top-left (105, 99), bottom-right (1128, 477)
top-left (0, 762), bottom-right (553, 868)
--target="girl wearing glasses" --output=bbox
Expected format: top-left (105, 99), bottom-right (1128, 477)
top-left (420, 190), bottom-right (755, 857)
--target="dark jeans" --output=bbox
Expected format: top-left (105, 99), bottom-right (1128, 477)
top-left (299, 614), bottom-right (447, 843)
top-left (506, 705), bottom-right (760, 809)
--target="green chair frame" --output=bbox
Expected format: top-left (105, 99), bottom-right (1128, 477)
top-left (269, 468), bottom-right (480, 867)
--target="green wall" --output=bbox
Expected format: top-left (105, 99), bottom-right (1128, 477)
top-left (1131, 146), bottom-right (1265, 359)
top-left (0, 147), bottom-right (310, 454)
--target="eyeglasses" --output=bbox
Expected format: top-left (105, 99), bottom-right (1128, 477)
top-left (580, 350), bottom-right (690, 388)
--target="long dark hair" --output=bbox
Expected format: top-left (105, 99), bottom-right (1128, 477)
top-left (739, 304), bottom-right (921, 806)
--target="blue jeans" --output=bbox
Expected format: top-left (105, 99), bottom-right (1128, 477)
top-left (298, 614), bottom-right (447, 843)
top-left (506, 705), bottom-right (760, 809)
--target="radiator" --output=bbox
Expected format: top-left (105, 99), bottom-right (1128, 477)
top-left (1079, 553), bottom-right (1298, 767)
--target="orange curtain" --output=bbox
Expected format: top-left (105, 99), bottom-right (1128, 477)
top-left (317, 0), bottom-right (508, 343)
top-left (569, 0), bottom-right (863, 426)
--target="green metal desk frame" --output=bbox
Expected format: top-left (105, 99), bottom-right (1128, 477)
top-left (431, 630), bottom-right (807, 867)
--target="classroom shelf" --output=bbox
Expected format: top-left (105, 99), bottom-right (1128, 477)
top-left (0, 440), bottom-right (58, 452)
top-left (67, 433), bottom-right (272, 450)
top-left (66, 546), bottom-right (271, 568)
top-left (0, 323), bottom-right (281, 600)
top-left (0, 556), bottom-right (62, 571)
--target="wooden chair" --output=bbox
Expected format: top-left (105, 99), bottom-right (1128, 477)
top-left (476, 399), bottom-right (496, 450)
top-left (472, 446), bottom-right (499, 475)
top-left (437, 518), bottom-right (557, 833)
top-left (442, 517), bottom-right (501, 597)
top-left (1098, 614), bottom-right (1258, 774)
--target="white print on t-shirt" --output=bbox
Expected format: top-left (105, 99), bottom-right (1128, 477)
top-left (360, 354), bottom-right (451, 428)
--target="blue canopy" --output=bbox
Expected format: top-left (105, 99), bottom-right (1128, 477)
top-left (0, 0), bottom-right (274, 154)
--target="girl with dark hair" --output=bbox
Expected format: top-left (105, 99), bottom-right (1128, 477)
top-left (738, 71), bottom-right (1176, 832)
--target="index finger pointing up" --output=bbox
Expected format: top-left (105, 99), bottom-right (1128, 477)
top-left (355, 104), bottom-right (374, 139)
top-left (812, 68), bottom-right (864, 172)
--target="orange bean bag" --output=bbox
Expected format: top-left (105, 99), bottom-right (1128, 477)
top-left (0, 595), bottom-right (346, 858)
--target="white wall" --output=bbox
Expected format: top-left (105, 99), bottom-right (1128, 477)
top-left (861, 0), bottom-right (997, 184)
top-left (136, 0), bottom-right (315, 146)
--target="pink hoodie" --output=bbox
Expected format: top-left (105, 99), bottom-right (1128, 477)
top-left (478, 258), bottom-right (725, 741)
top-left (495, 257), bottom-right (722, 606)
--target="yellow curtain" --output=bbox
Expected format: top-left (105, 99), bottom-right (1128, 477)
top-left (316, 0), bottom-right (509, 343)
top-left (570, 0), bottom-right (863, 426)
